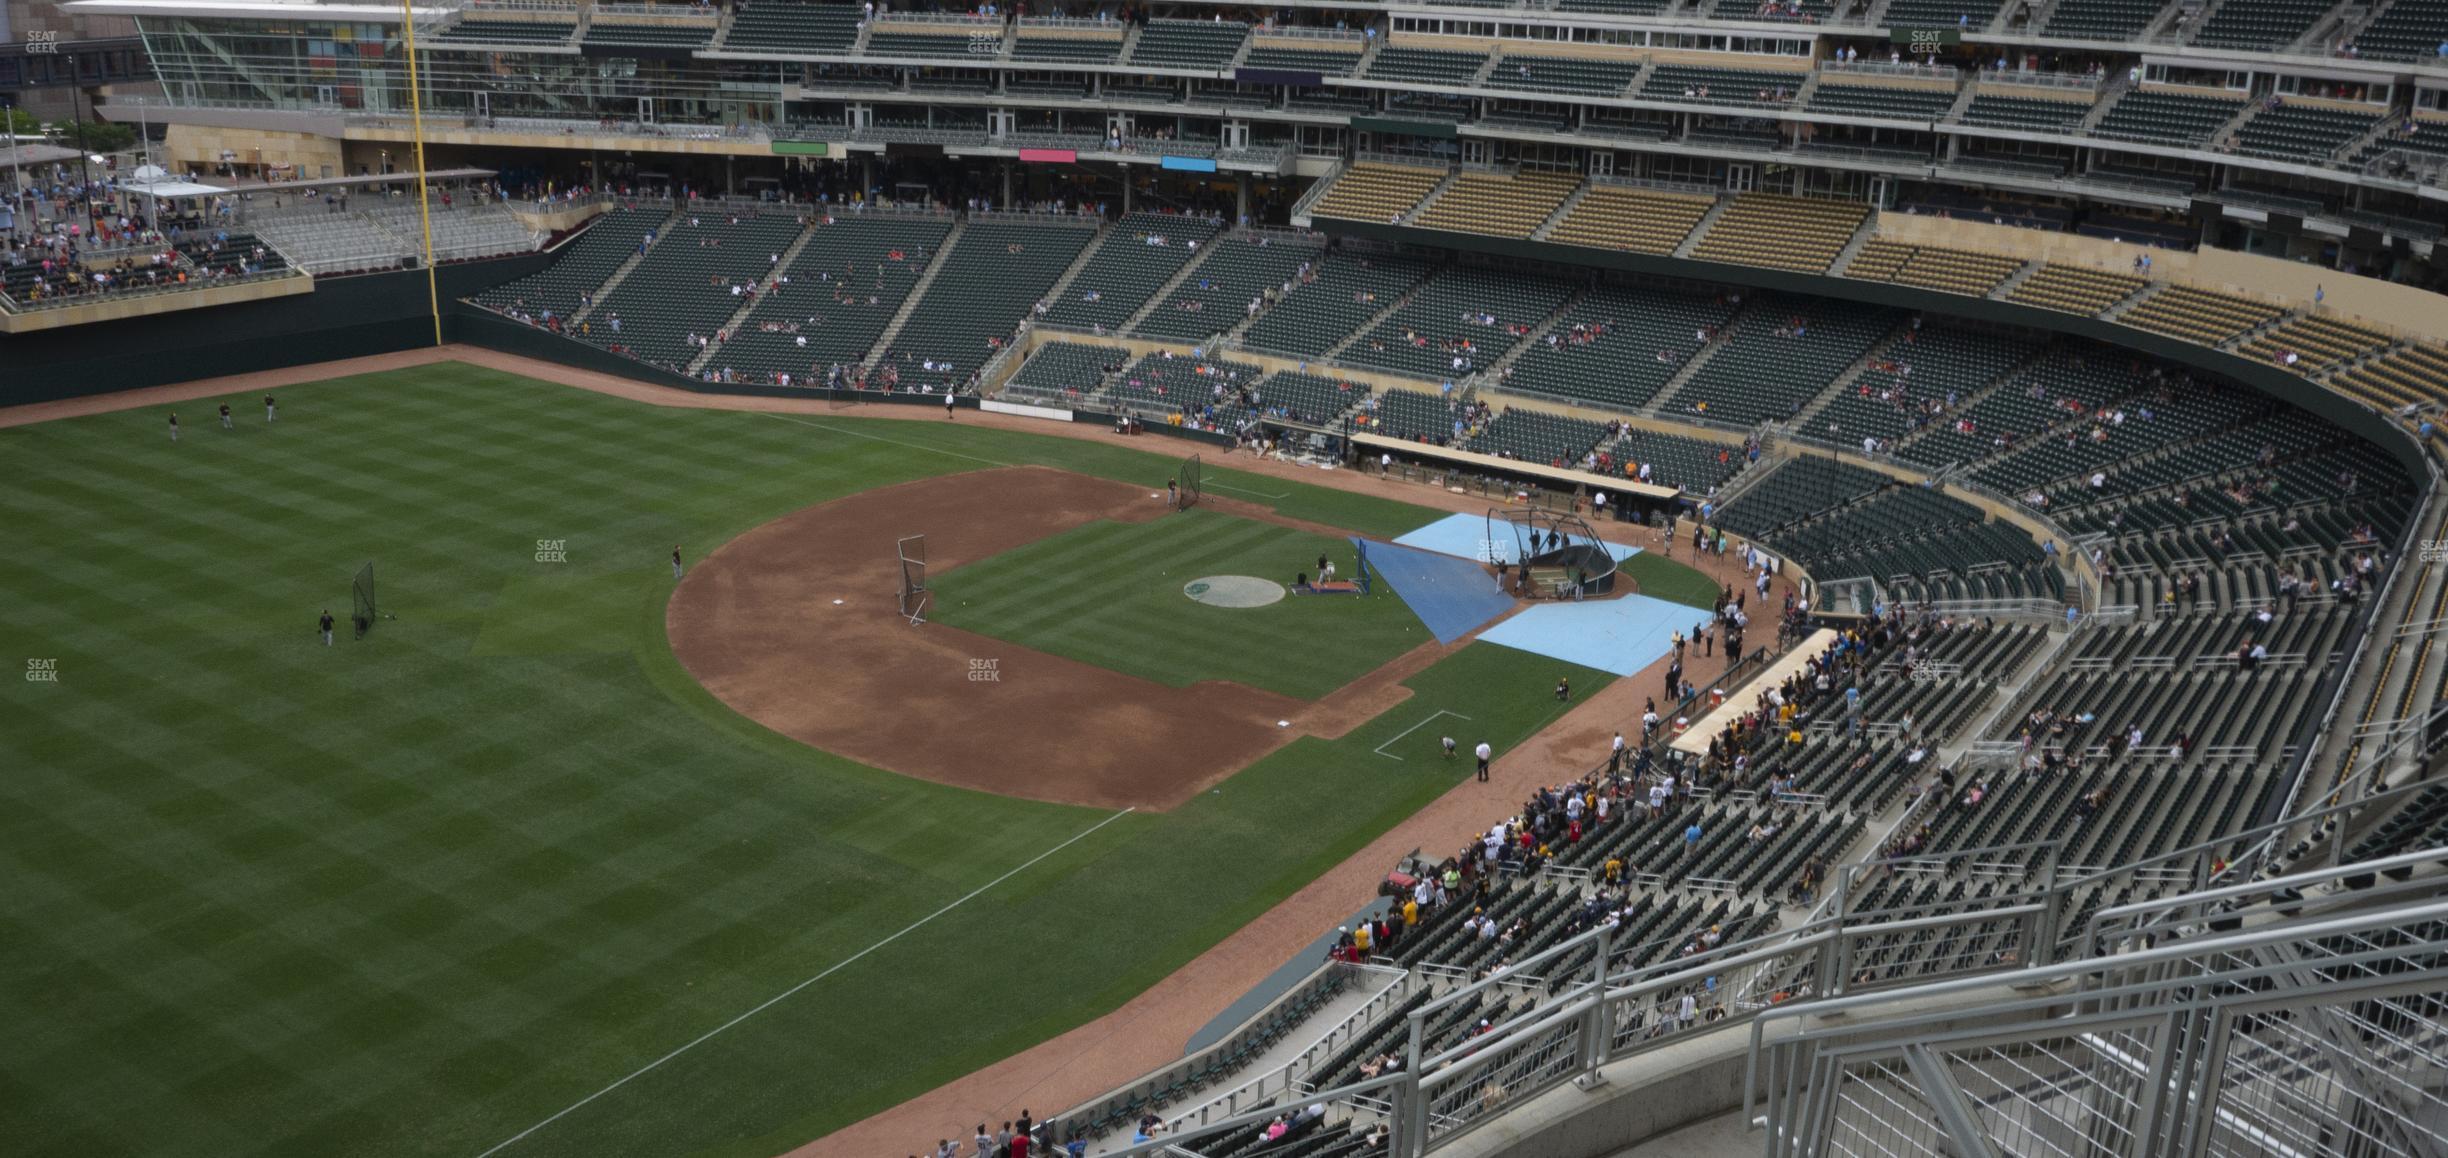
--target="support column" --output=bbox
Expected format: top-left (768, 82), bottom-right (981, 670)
top-left (1002, 159), bottom-right (1012, 209)
top-left (1237, 172), bottom-right (1250, 226)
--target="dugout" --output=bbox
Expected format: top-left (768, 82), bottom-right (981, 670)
top-left (1345, 432), bottom-right (1682, 523)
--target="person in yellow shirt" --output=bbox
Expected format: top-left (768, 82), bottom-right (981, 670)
top-left (1602, 856), bottom-right (1625, 884)
top-left (1352, 923), bottom-right (1373, 954)
top-left (1402, 898), bottom-right (1419, 927)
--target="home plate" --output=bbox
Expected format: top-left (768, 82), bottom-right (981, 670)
top-left (833, 599), bottom-right (845, 605)
top-left (1278, 720), bottom-right (1290, 727)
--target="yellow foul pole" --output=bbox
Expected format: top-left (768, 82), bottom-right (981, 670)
top-left (397, 0), bottom-right (443, 346)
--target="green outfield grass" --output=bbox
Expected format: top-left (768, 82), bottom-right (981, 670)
top-left (930, 509), bottom-right (1425, 699)
top-left (0, 362), bottom-right (1606, 1158)
top-left (1619, 551), bottom-right (1722, 611)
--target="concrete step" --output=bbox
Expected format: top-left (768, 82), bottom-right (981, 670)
top-left (864, 217), bottom-right (966, 363)
top-left (1988, 258), bottom-right (2045, 300)
top-left (572, 206), bottom-right (679, 323)
top-left (690, 217), bottom-right (819, 373)
top-left (1530, 181), bottom-right (1592, 242)
top-left (1672, 194), bottom-right (1735, 259)
top-left (1121, 235), bottom-right (1224, 335)
top-left (1644, 297), bottom-right (1754, 415)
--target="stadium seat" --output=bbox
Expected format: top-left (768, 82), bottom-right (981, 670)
top-left (1307, 162), bottom-right (1447, 225)
top-left (1042, 213), bottom-right (1224, 334)
top-left (882, 219), bottom-right (1098, 390)
top-left (1689, 194), bottom-right (1871, 274)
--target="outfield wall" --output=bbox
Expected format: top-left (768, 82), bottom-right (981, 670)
top-left (0, 255), bottom-right (549, 407)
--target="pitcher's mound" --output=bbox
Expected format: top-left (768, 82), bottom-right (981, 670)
top-left (1185, 575), bottom-right (1286, 608)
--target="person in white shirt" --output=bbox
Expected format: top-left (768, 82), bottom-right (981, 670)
top-left (1474, 740), bottom-right (1493, 782)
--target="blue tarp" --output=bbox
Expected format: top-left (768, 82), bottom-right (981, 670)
top-left (1358, 537), bottom-right (1517, 645)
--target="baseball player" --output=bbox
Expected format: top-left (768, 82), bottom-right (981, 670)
top-left (219, 403), bottom-right (233, 430)
top-left (1474, 741), bottom-right (1493, 783)
top-left (265, 394), bottom-right (277, 423)
top-left (168, 413), bottom-right (180, 442)
top-left (672, 545), bottom-right (685, 581)
top-left (319, 609), bottom-right (335, 646)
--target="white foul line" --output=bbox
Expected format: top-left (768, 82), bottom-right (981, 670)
top-left (1374, 710), bottom-right (1473, 761)
top-left (1207, 480), bottom-right (1291, 500)
top-left (471, 806), bottom-right (1137, 1158)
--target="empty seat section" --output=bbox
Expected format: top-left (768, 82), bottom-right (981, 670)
top-left (885, 220), bottom-right (1099, 389)
top-left (1338, 267), bottom-right (1575, 378)
top-left (2349, 0), bottom-right (2448, 61)
top-left (2331, 344), bottom-right (2448, 415)
top-left (1127, 19), bottom-right (1249, 69)
top-left (1468, 408), bottom-right (1612, 465)
top-left (1895, 350), bottom-right (2137, 470)
top-left (1956, 92), bottom-right (2091, 131)
top-left (583, 21), bottom-right (715, 50)
top-left (1240, 45), bottom-right (1363, 75)
top-left (1847, 240), bottom-right (2024, 296)
top-left (578, 211), bottom-right (807, 368)
top-left (1689, 193), bottom-right (1870, 273)
top-left (1503, 286), bottom-right (1737, 411)
top-left (1882, 0), bottom-right (2005, 25)
top-left (1816, 330), bottom-right (2038, 446)
top-left (1485, 52), bottom-right (1640, 97)
top-left (1010, 35), bottom-right (1123, 63)
top-left (1642, 64), bottom-right (1806, 107)
top-left (1134, 233), bottom-right (1324, 341)
top-left (1669, 299), bottom-right (1899, 426)
top-left (2191, 0), bottom-right (2331, 49)
top-left (2091, 89), bottom-right (2246, 147)
top-left (1001, 341), bottom-right (1127, 403)
top-left (1545, 186), bottom-right (1712, 253)
top-left (2042, 0), bottom-right (2169, 41)
top-left (1362, 47), bottom-right (1488, 85)
top-left (1242, 251), bottom-right (1432, 357)
top-left (475, 205), bottom-right (666, 318)
top-left (1043, 213), bottom-right (1223, 333)
top-left (2119, 285), bottom-right (2283, 346)
top-left (435, 18), bottom-right (575, 44)
top-left (862, 29), bottom-right (976, 58)
top-left (2006, 263), bottom-right (2144, 315)
top-left (1308, 162), bottom-right (1446, 224)
top-left (722, 2), bottom-right (861, 53)
top-left (700, 215), bottom-right (953, 383)
top-left (1413, 171), bottom-right (1581, 239)
top-left (2230, 102), bottom-right (2380, 163)
top-left (1807, 83), bottom-right (1958, 121)
top-left (2236, 314), bottom-right (2391, 371)
top-left (1609, 429), bottom-right (1754, 494)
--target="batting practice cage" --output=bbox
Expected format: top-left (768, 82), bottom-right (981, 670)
top-left (351, 562), bottom-right (378, 639)
top-left (1177, 453), bottom-right (1202, 511)
top-left (896, 535), bottom-right (929, 625)
top-left (1486, 508), bottom-right (1618, 599)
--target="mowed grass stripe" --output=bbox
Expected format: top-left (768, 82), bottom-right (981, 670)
top-left (932, 511), bottom-right (1422, 698)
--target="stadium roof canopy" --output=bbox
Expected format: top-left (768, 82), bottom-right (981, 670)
top-left (120, 179), bottom-right (232, 199)
top-left (63, 0), bottom-right (449, 20)
top-left (0, 143), bottom-right (87, 168)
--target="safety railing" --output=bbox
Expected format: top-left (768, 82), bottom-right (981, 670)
top-left (1746, 889), bottom-right (2448, 1158)
top-left (1821, 59), bottom-right (1959, 83)
top-left (1974, 65), bottom-right (2107, 91)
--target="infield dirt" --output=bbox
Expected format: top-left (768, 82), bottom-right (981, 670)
top-left (665, 464), bottom-right (1456, 811)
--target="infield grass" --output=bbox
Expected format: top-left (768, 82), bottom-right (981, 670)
top-left (0, 362), bottom-right (1606, 1158)
top-left (929, 508), bottom-right (1425, 699)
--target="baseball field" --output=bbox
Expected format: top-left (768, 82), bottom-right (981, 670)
top-left (0, 361), bottom-right (1630, 1158)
